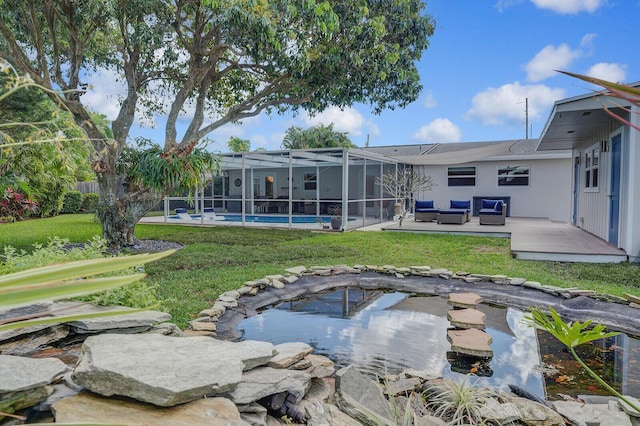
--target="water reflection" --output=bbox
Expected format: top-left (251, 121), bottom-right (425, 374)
top-left (237, 289), bottom-right (640, 399)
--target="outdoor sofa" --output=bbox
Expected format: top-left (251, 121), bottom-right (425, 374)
top-left (479, 199), bottom-right (507, 225)
top-left (414, 200), bottom-right (439, 222)
top-left (436, 200), bottom-right (472, 224)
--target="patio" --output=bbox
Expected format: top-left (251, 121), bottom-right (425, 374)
top-left (376, 217), bottom-right (628, 264)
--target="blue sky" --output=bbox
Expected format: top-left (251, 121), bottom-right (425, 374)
top-left (85, 0), bottom-right (640, 152)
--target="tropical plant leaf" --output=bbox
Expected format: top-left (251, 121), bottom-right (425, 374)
top-left (525, 306), bottom-right (619, 348)
top-left (0, 274), bottom-right (147, 309)
top-left (0, 250), bottom-right (175, 289)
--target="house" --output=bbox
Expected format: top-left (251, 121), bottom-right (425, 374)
top-left (537, 84), bottom-right (640, 261)
top-left (366, 139), bottom-right (572, 222)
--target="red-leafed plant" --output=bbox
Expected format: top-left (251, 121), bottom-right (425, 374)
top-left (0, 186), bottom-right (38, 222)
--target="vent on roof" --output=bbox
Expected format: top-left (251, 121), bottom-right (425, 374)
top-left (582, 111), bottom-right (592, 116)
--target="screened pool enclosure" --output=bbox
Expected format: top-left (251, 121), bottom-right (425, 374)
top-left (162, 148), bottom-right (407, 230)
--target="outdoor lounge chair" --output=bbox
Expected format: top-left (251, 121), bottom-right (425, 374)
top-left (437, 200), bottom-right (471, 224)
top-left (175, 208), bottom-right (195, 221)
top-left (479, 199), bottom-right (506, 225)
top-left (203, 207), bottom-right (225, 221)
top-left (414, 200), bottom-right (439, 222)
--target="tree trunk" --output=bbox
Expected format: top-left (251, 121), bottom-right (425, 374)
top-left (95, 171), bottom-right (162, 248)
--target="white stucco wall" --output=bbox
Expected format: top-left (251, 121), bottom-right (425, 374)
top-left (413, 157), bottom-right (572, 222)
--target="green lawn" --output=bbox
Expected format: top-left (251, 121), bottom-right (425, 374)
top-left (2, 214), bottom-right (639, 329)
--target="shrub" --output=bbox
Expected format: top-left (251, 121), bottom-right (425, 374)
top-left (61, 190), bottom-right (83, 214)
top-left (35, 181), bottom-right (65, 217)
top-left (0, 187), bottom-right (38, 221)
top-left (81, 192), bottom-right (99, 212)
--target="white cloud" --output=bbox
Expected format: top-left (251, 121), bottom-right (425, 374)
top-left (530, 0), bottom-right (604, 14)
top-left (421, 92), bottom-right (437, 109)
top-left (525, 43), bottom-right (581, 82)
top-left (580, 33), bottom-right (597, 48)
top-left (586, 62), bottom-right (627, 83)
top-left (82, 69), bottom-right (126, 121)
top-left (302, 106), bottom-right (365, 136)
top-left (412, 118), bottom-right (461, 143)
top-left (466, 82), bottom-right (565, 127)
top-left (494, 0), bottom-right (525, 12)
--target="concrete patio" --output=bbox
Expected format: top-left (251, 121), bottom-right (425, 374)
top-left (375, 217), bottom-right (628, 263)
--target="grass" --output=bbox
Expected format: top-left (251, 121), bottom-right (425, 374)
top-left (1, 214), bottom-right (639, 329)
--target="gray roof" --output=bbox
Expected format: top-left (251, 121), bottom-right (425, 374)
top-left (365, 139), bottom-right (570, 165)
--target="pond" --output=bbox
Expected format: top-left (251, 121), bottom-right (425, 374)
top-left (236, 289), bottom-right (640, 401)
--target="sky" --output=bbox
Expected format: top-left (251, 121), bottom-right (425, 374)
top-left (84, 0), bottom-right (640, 152)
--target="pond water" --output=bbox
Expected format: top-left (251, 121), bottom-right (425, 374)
top-left (236, 289), bottom-right (640, 400)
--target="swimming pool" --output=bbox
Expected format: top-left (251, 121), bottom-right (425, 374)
top-left (169, 214), bottom-right (353, 223)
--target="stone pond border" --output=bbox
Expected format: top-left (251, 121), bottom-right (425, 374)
top-left (192, 264), bottom-right (640, 337)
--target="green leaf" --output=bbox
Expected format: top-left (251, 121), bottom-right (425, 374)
top-left (0, 250), bottom-right (175, 289)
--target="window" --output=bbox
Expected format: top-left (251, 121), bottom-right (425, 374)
top-left (447, 166), bottom-right (476, 187)
top-left (498, 165), bottom-right (530, 186)
top-left (584, 146), bottom-right (599, 189)
top-left (303, 173), bottom-right (317, 190)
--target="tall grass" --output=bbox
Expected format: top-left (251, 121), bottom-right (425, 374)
top-left (1, 215), bottom-right (639, 328)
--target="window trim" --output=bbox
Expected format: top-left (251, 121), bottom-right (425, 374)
top-left (497, 164), bottom-right (530, 187)
top-left (584, 144), bottom-right (600, 192)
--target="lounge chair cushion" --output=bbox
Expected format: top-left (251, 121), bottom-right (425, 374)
top-left (175, 208), bottom-right (188, 214)
top-left (450, 200), bottom-right (471, 210)
top-left (415, 200), bottom-right (435, 209)
top-left (478, 208), bottom-right (502, 216)
top-left (494, 200), bottom-right (504, 212)
top-left (481, 199), bottom-right (498, 210)
top-left (415, 200), bottom-right (437, 212)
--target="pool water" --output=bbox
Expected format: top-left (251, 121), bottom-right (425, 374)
top-left (169, 214), bottom-right (354, 223)
top-left (236, 289), bottom-right (640, 400)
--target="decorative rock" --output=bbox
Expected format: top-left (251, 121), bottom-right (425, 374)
top-left (270, 279), bottom-right (285, 289)
top-left (52, 392), bottom-right (244, 425)
top-left (478, 398), bottom-right (520, 424)
top-left (265, 274), bottom-right (285, 281)
top-left (249, 287), bottom-right (260, 296)
top-left (455, 271), bottom-right (470, 276)
top-left (145, 322), bottom-right (183, 336)
top-left (430, 268), bottom-right (451, 275)
top-left (237, 286), bottom-right (253, 295)
top-left (217, 299), bottom-right (238, 308)
top-left (285, 266), bottom-right (307, 275)
top-left (0, 324), bottom-right (69, 356)
top-left (499, 392), bottom-right (565, 426)
top-left (268, 342), bottom-right (314, 369)
top-left (619, 396), bottom-right (640, 417)
top-left (188, 319), bottom-right (217, 332)
top-left (510, 277), bottom-right (526, 285)
top-left (395, 273), bottom-right (405, 279)
top-left (464, 276), bottom-right (483, 283)
top-left (220, 290), bottom-right (240, 300)
top-left (294, 354), bottom-right (335, 378)
top-left (447, 308), bottom-right (486, 330)
top-left (228, 367), bottom-right (311, 404)
top-left (524, 281), bottom-right (543, 289)
top-left (551, 401), bottom-right (607, 426)
top-left (210, 303), bottom-right (227, 316)
top-left (237, 402), bottom-right (268, 426)
top-left (402, 369), bottom-right (442, 382)
top-left (244, 280), bottom-right (262, 288)
top-left (447, 328), bottom-right (493, 357)
top-left (0, 355), bottom-right (69, 393)
top-left (305, 401), bottom-right (362, 426)
top-left (0, 385), bottom-right (53, 420)
top-left (624, 293), bottom-right (640, 305)
top-left (448, 292), bottom-right (482, 309)
top-left (383, 377), bottom-right (422, 397)
top-left (72, 334), bottom-right (247, 407)
top-left (335, 365), bottom-right (394, 426)
top-left (65, 307), bottom-right (172, 333)
top-left (630, 302), bottom-right (640, 310)
top-left (283, 275), bottom-right (299, 285)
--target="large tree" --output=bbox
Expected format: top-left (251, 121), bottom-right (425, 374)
top-left (0, 0), bottom-right (435, 247)
top-left (281, 123), bottom-right (356, 149)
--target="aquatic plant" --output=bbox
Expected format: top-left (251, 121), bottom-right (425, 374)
top-left (424, 376), bottom-right (495, 425)
top-left (526, 306), bottom-right (640, 413)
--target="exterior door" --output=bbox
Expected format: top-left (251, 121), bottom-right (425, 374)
top-left (573, 157), bottom-right (580, 225)
top-left (608, 134), bottom-right (622, 245)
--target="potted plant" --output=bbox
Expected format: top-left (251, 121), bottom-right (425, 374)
top-left (329, 204), bottom-right (342, 230)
